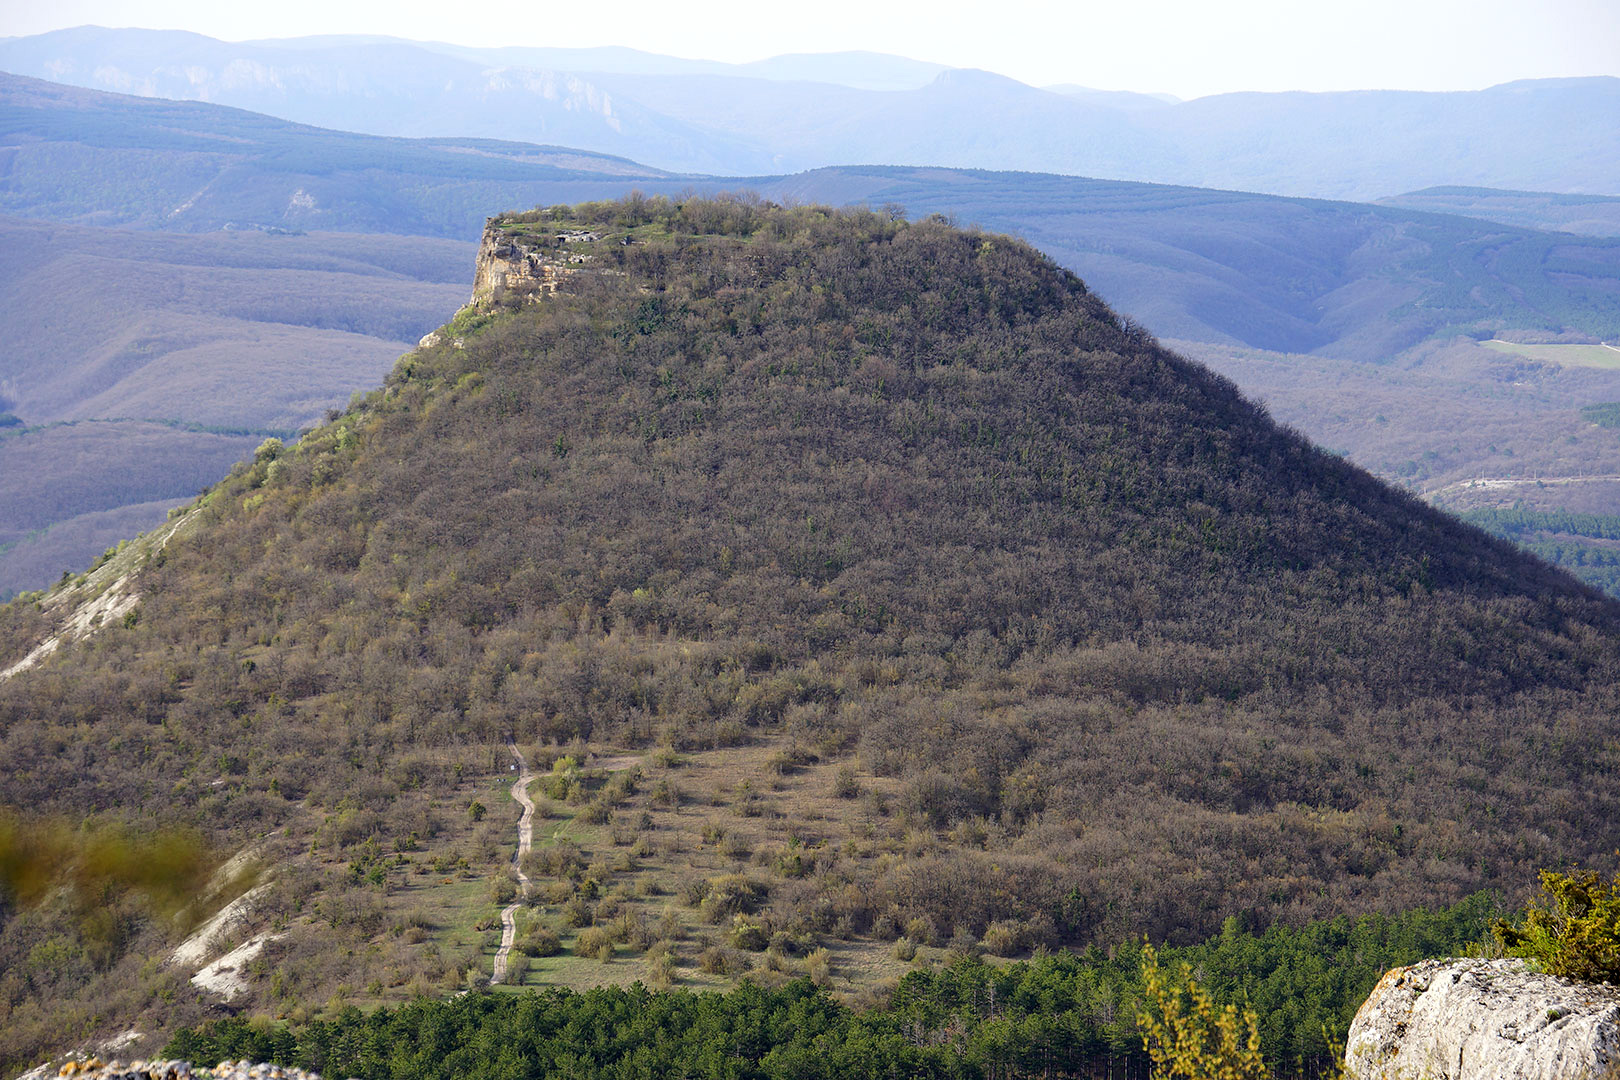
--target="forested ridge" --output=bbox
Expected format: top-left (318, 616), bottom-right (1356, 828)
top-left (3, 195), bottom-right (1620, 1068)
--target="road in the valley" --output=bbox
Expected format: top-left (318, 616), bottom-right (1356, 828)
top-left (1424, 474), bottom-right (1620, 502)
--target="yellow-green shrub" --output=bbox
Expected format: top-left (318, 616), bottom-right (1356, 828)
top-left (1493, 865), bottom-right (1620, 984)
top-left (1138, 941), bottom-right (1270, 1080)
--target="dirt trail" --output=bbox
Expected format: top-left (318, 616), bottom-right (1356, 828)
top-left (490, 741), bottom-right (534, 985)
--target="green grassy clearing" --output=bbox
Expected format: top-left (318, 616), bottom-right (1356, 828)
top-left (1483, 339), bottom-right (1620, 369)
top-left (394, 874), bottom-right (497, 955)
top-left (428, 738), bottom-right (960, 1000)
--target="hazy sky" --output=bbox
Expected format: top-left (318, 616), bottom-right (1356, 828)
top-left (3, 0), bottom-right (1617, 99)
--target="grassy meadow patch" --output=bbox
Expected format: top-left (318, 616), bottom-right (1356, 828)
top-left (1484, 338), bottom-right (1620, 369)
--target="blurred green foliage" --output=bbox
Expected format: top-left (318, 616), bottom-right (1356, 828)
top-left (0, 809), bottom-right (213, 916)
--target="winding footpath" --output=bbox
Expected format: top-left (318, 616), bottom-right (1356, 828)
top-left (490, 741), bottom-right (535, 985)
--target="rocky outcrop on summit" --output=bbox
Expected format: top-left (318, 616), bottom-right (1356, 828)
top-left (1345, 958), bottom-right (1620, 1079)
top-left (470, 218), bottom-right (613, 305)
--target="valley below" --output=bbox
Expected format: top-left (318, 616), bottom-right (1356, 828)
top-left (0, 217), bottom-right (475, 600)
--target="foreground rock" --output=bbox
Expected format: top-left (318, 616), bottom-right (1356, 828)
top-left (23, 1061), bottom-right (321, 1080)
top-left (1346, 958), bottom-right (1620, 1079)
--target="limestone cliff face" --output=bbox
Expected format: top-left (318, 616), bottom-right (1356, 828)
top-left (1345, 958), bottom-right (1620, 1079)
top-left (470, 219), bottom-right (607, 305)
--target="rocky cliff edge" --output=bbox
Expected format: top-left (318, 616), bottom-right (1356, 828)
top-left (1346, 958), bottom-right (1620, 1079)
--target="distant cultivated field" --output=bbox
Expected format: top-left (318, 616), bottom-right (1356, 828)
top-left (1483, 339), bottom-right (1620, 369)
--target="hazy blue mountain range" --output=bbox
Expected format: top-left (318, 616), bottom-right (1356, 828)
top-left (0, 71), bottom-right (676, 234)
top-left (3, 26), bottom-right (1617, 200)
top-left (369, 40), bottom-right (954, 91)
top-left (0, 28), bottom-right (767, 174)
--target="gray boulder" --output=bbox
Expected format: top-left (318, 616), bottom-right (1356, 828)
top-left (1346, 958), bottom-right (1620, 1079)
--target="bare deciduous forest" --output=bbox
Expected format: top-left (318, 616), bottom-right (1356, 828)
top-left (3, 196), bottom-right (1620, 1073)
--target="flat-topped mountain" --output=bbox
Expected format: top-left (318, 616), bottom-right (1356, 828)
top-left (10, 74), bottom-right (1620, 613)
top-left (3, 197), bottom-right (1620, 1066)
top-left (10, 70), bottom-right (1620, 360)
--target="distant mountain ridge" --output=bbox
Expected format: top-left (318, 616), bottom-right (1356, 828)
top-left (0, 70), bottom-right (676, 235)
top-left (3, 26), bottom-right (1617, 199)
top-left (0, 27), bottom-right (767, 174)
top-left (7, 72), bottom-right (1617, 361)
top-left (239, 36), bottom-right (955, 90)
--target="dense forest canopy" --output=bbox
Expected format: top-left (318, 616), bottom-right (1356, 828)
top-left (3, 194), bottom-right (1620, 1068)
